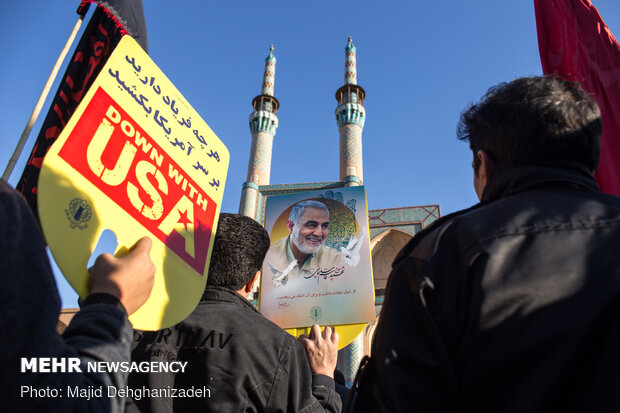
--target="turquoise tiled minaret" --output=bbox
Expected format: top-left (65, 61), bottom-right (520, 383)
top-left (239, 45), bottom-right (280, 219)
top-left (335, 38), bottom-right (367, 388)
top-left (336, 37), bottom-right (366, 186)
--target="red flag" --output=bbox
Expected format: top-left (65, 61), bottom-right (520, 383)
top-left (534, 0), bottom-right (620, 196)
top-left (16, 0), bottom-right (147, 213)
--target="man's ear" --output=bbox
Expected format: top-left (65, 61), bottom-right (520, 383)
top-left (479, 150), bottom-right (497, 179)
top-left (474, 150), bottom-right (497, 199)
top-left (245, 270), bottom-right (260, 293)
top-left (287, 220), bottom-right (294, 234)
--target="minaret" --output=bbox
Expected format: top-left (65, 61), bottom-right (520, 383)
top-left (335, 40), bottom-right (366, 384)
top-left (239, 45), bottom-right (280, 219)
top-left (335, 37), bottom-right (366, 186)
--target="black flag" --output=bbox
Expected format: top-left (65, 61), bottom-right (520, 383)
top-left (16, 0), bottom-right (148, 213)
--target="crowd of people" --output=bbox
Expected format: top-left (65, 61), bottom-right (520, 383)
top-left (2, 75), bottom-right (619, 412)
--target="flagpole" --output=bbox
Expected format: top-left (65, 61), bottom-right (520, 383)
top-left (2, 14), bottom-right (85, 182)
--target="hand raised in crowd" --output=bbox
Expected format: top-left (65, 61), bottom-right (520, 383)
top-left (299, 324), bottom-right (339, 378)
top-left (88, 236), bottom-right (155, 315)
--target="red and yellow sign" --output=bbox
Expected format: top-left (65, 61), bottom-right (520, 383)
top-left (38, 36), bottom-right (229, 330)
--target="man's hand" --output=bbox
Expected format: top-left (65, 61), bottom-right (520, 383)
top-left (88, 236), bottom-right (155, 315)
top-left (299, 324), bottom-right (339, 378)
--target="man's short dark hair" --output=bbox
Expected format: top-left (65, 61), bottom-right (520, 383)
top-left (457, 76), bottom-right (602, 172)
top-left (206, 213), bottom-right (270, 291)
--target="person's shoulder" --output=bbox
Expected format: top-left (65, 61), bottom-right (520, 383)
top-left (0, 180), bottom-right (27, 211)
top-left (466, 187), bottom-right (620, 235)
top-left (269, 236), bottom-right (288, 255)
top-left (233, 304), bottom-right (296, 344)
top-left (392, 204), bottom-right (482, 265)
top-left (174, 300), bottom-right (296, 357)
top-left (252, 311), bottom-right (294, 339)
top-left (316, 244), bottom-right (346, 269)
top-left (265, 237), bottom-right (290, 274)
top-left (320, 243), bottom-right (343, 257)
top-left (0, 180), bottom-right (13, 195)
top-left (229, 305), bottom-right (299, 354)
top-left (273, 236), bottom-right (287, 247)
top-left (199, 297), bottom-right (291, 335)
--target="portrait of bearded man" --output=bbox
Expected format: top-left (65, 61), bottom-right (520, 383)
top-left (267, 200), bottom-right (346, 287)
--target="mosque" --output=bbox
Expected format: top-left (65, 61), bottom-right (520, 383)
top-left (238, 38), bottom-right (441, 386)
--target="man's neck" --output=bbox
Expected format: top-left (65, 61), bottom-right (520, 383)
top-left (236, 287), bottom-right (250, 299)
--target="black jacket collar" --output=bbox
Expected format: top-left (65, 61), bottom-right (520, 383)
top-left (200, 285), bottom-right (260, 315)
top-left (481, 164), bottom-right (599, 204)
top-left (393, 164), bottom-right (599, 268)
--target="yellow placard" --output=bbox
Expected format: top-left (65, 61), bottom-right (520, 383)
top-left (285, 324), bottom-right (367, 351)
top-left (38, 36), bottom-right (229, 330)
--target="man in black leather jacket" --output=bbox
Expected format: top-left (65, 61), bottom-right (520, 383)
top-left (352, 76), bottom-right (620, 412)
top-left (127, 213), bottom-right (341, 413)
top-left (0, 179), bottom-right (155, 413)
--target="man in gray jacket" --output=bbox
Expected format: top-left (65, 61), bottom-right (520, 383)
top-left (128, 213), bottom-right (341, 413)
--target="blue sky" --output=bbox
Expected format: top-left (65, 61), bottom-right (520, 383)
top-left (1, 1), bottom-right (618, 307)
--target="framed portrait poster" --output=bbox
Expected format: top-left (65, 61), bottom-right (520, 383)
top-left (259, 186), bottom-right (375, 329)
